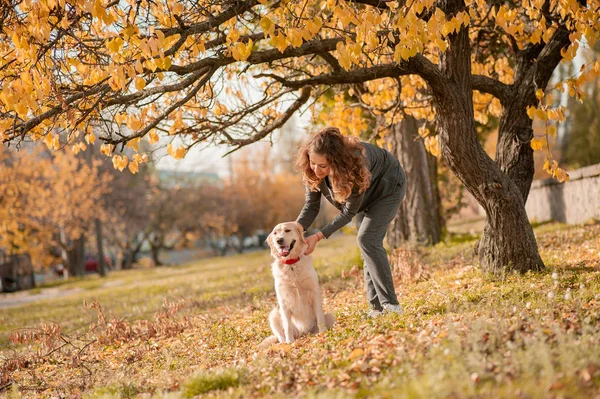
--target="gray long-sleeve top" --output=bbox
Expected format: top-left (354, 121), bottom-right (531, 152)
top-left (296, 142), bottom-right (406, 238)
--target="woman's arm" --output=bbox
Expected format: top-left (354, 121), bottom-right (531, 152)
top-left (320, 189), bottom-right (364, 238)
top-left (296, 186), bottom-right (321, 231)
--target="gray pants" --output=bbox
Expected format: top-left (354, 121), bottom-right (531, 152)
top-left (356, 181), bottom-right (406, 311)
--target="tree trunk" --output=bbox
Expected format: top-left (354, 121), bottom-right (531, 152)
top-left (427, 10), bottom-right (544, 274)
top-left (477, 26), bottom-right (571, 269)
top-left (95, 219), bottom-right (107, 277)
top-left (386, 117), bottom-right (443, 247)
top-left (121, 239), bottom-right (143, 270)
top-left (150, 246), bottom-right (161, 266)
top-left (75, 235), bottom-right (86, 277)
top-left (149, 234), bottom-right (163, 266)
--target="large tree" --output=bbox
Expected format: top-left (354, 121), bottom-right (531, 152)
top-left (1, 0), bottom-right (599, 274)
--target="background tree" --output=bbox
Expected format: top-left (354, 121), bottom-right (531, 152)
top-left (0, 146), bottom-right (108, 274)
top-left (1, 0), bottom-right (599, 274)
top-left (101, 156), bottom-right (153, 270)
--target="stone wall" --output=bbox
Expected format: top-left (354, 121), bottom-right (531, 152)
top-left (525, 163), bottom-right (600, 224)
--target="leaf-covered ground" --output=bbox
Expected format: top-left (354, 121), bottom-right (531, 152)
top-left (1, 221), bottom-right (599, 398)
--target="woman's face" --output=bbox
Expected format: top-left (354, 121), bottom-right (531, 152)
top-left (309, 152), bottom-right (330, 179)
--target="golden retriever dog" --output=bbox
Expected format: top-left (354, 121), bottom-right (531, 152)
top-left (263, 222), bottom-right (335, 344)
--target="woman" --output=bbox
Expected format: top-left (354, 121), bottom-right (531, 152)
top-left (295, 127), bottom-right (407, 317)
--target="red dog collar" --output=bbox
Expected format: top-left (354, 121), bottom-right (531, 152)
top-left (283, 257), bottom-right (301, 265)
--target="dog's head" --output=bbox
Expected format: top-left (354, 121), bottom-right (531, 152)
top-left (267, 222), bottom-right (307, 261)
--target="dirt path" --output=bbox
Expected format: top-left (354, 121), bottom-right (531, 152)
top-left (0, 287), bottom-right (83, 309)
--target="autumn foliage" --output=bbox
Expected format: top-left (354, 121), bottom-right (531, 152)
top-left (0, 146), bottom-right (109, 268)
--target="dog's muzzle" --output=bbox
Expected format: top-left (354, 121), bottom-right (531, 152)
top-left (277, 239), bottom-right (296, 257)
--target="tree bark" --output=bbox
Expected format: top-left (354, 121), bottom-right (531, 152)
top-left (149, 233), bottom-right (165, 266)
top-left (75, 235), bottom-right (86, 277)
top-left (426, 2), bottom-right (544, 274)
top-left (95, 219), bottom-right (107, 277)
top-left (386, 117), bottom-right (443, 246)
top-left (476, 26), bottom-right (571, 269)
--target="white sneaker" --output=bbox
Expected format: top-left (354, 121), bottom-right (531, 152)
top-left (383, 304), bottom-right (403, 315)
top-left (367, 309), bottom-right (384, 318)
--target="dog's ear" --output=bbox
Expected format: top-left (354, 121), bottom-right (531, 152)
top-left (294, 222), bottom-right (307, 246)
top-left (266, 228), bottom-right (275, 249)
top-left (266, 227), bottom-right (279, 258)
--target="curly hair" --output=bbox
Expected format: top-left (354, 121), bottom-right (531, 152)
top-left (295, 127), bottom-right (371, 203)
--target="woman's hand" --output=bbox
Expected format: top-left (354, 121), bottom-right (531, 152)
top-left (304, 232), bottom-right (324, 255)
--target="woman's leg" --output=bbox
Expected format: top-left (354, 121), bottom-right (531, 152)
top-left (356, 183), bottom-right (406, 307)
top-left (356, 212), bottom-right (383, 311)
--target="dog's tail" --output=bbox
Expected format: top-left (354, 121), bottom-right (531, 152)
top-left (258, 335), bottom-right (279, 349)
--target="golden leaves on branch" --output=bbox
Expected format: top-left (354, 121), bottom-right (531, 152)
top-left (167, 143), bottom-right (187, 160)
top-left (543, 156), bottom-right (570, 183)
top-left (112, 154), bottom-right (129, 171)
top-left (232, 39), bottom-right (254, 61)
top-left (418, 125), bottom-right (441, 157)
top-left (100, 143), bottom-right (114, 156)
top-left (527, 88), bottom-right (571, 182)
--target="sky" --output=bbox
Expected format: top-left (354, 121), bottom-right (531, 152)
top-left (154, 112), bottom-right (312, 178)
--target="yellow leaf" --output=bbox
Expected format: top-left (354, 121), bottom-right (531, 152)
top-left (425, 135), bottom-right (440, 157)
top-left (306, 17), bottom-right (322, 36)
top-left (231, 39), bottom-right (253, 61)
top-left (15, 102), bottom-right (28, 118)
top-left (44, 133), bottom-right (53, 149)
top-left (175, 145), bottom-right (186, 159)
top-left (436, 37), bottom-right (447, 52)
top-left (106, 36), bottom-right (124, 53)
top-left (121, 25), bottom-right (137, 39)
top-left (134, 60), bottom-right (144, 74)
top-left (260, 16), bottom-right (275, 37)
top-left (144, 59), bottom-right (158, 72)
top-left (530, 137), bottom-right (546, 151)
top-left (128, 160), bottom-right (139, 174)
top-left (547, 125), bottom-right (557, 138)
top-left (543, 158), bottom-right (551, 173)
top-left (84, 133), bottom-right (96, 144)
top-left (227, 28), bottom-right (240, 44)
top-left (535, 89), bottom-right (544, 101)
top-left (535, 108), bottom-right (549, 121)
top-left (270, 32), bottom-right (288, 53)
top-left (158, 57), bottom-right (172, 70)
top-left (530, 29), bottom-right (542, 44)
top-left (126, 137), bottom-right (141, 152)
top-left (100, 143), bottom-right (114, 156)
top-left (288, 28), bottom-right (303, 48)
top-left (418, 125), bottom-right (430, 138)
top-left (148, 131), bottom-right (159, 144)
top-left (172, 2), bottom-right (183, 14)
top-left (118, 155), bottom-right (128, 171)
top-left (135, 77), bottom-right (146, 90)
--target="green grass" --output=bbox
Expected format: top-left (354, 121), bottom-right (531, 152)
top-left (181, 368), bottom-right (247, 397)
top-left (1, 222), bottom-right (599, 398)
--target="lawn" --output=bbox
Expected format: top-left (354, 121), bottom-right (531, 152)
top-left (1, 222), bottom-right (599, 398)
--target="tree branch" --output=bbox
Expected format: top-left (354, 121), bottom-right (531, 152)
top-left (100, 68), bottom-right (216, 145)
top-left (472, 75), bottom-right (512, 104)
top-left (221, 86), bottom-right (311, 152)
top-left (168, 37), bottom-right (344, 75)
